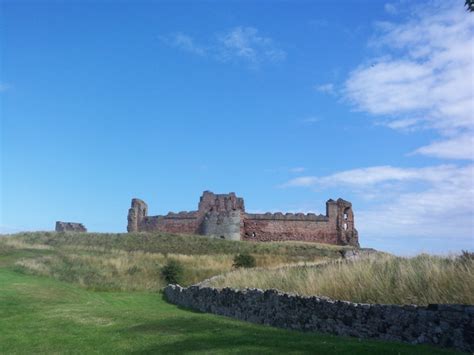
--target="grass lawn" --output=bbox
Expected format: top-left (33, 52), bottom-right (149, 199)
top-left (0, 251), bottom-right (460, 354)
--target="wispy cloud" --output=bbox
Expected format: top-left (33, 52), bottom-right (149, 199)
top-left (0, 83), bottom-right (10, 92)
top-left (285, 1), bottom-right (474, 252)
top-left (160, 26), bottom-right (285, 66)
top-left (413, 134), bottom-right (474, 160)
top-left (384, 3), bottom-right (398, 15)
top-left (314, 83), bottom-right (335, 95)
top-left (289, 167), bottom-right (306, 173)
top-left (159, 33), bottom-right (206, 56)
top-left (283, 165), bottom-right (462, 188)
top-left (308, 19), bottom-right (329, 28)
top-left (344, 1), bottom-right (474, 160)
top-left (217, 26), bottom-right (286, 64)
top-left (301, 116), bottom-right (320, 125)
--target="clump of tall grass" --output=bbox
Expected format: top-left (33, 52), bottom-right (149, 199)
top-left (233, 253), bottom-right (256, 268)
top-left (207, 254), bottom-right (474, 305)
top-left (161, 259), bottom-right (184, 284)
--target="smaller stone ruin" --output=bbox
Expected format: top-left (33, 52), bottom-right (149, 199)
top-left (55, 221), bottom-right (87, 232)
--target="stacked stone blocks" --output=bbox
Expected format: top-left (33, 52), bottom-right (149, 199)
top-left (164, 284), bottom-right (474, 352)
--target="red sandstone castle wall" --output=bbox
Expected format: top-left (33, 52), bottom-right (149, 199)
top-left (127, 192), bottom-right (358, 247)
top-left (139, 216), bottom-right (201, 234)
top-left (242, 219), bottom-right (341, 244)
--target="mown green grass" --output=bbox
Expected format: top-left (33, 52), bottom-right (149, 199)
top-left (0, 256), bottom-right (460, 354)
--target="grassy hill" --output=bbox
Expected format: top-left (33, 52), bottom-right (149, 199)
top-left (0, 234), bottom-right (460, 354)
top-left (1, 232), bottom-right (352, 290)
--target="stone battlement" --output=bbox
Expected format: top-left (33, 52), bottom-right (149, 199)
top-left (245, 212), bottom-right (329, 221)
top-left (127, 191), bottom-right (359, 247)
top-left (162, 211), bottom-right (199, 219)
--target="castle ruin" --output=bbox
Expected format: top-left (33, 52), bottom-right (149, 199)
top-left (127, 191), bottom-right (359, 247)
top-left (55, 221), bottom-right (87, 232)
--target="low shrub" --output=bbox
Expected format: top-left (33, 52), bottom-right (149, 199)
top-left (161, 259), bottom-right (184, 284)
top-left (458, 250), bottom-right (474, 263)
top-left (233, 253), bottom-right (256, 268)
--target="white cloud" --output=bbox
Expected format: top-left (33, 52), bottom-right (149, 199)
top-left (314, 83), bottom-right (335, 95)
top-left (283, 165), bottom-right (461, 188)
top-left (160, 27), bottom-right (285, 66)
top-left (159, 33), bottom-right (206, 56)
top-left (356, 165), bottom-right (474, 240)
top-left (344, 1), bottom-right (474, 160)
top-left (217, 26), bottom-right (286, 64)
top-left (286, 1), bottom-right (474, 253)
top-left (413, 134), bottom-right (474, 160)
top-left (283, 164), bottom-right (474, 244)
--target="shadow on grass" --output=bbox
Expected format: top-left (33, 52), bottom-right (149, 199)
top-left (123, 311), bottom-right (457, 355)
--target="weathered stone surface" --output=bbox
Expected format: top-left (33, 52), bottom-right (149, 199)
top-left (127, 198), bottom-right (148, 232)
top-left (55, 221), bottom-right (87, 232)
top-left (126, 191), bottom-right (359, 247)
top-left (164, 284), bottom-right (474, 352)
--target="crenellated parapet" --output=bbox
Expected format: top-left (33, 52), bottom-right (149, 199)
top-left (198, 191), bottom-right (245, 213)
top-left (163, 211), bottom-right (199, 219)
top-left (245, 212), bottom-right (329, 222)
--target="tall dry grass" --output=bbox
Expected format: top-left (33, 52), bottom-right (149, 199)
top-left (207, 254), bottom-right (474, 305)
top-left (11, 241), bottom-right (331, 290)
top-left (2, 232), bottom-right (341, 291)
top-left (15, 249), bottom-right (235, 290)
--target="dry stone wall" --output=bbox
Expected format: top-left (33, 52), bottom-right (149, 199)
top-left (164, 285), bottom-right (474, 352)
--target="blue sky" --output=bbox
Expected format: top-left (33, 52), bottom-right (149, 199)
top-left (1, 0), bottom-right (473, 255)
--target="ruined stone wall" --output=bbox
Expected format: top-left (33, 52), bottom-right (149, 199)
top-left (139, 213), bottom-right (201, 234)
top-left (126, 192), bottom-right (359, 247)
top-left (55, 221), bottom-right (87, 232)
top-left (164, 285), bottom-right (474, 352)
top-left (198, 191), bottom-right (244, 213)
top-left (242, 217), bottom-right (340, 244)
top-left (241, 198), bottom-right (359, 247)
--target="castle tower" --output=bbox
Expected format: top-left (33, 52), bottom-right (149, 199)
top-left (127, 198), bottom-right (148, 232)
top-left (198, 191), bottom-right (245, 240)
top-left (326, 198), bottom-right (359, 247)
